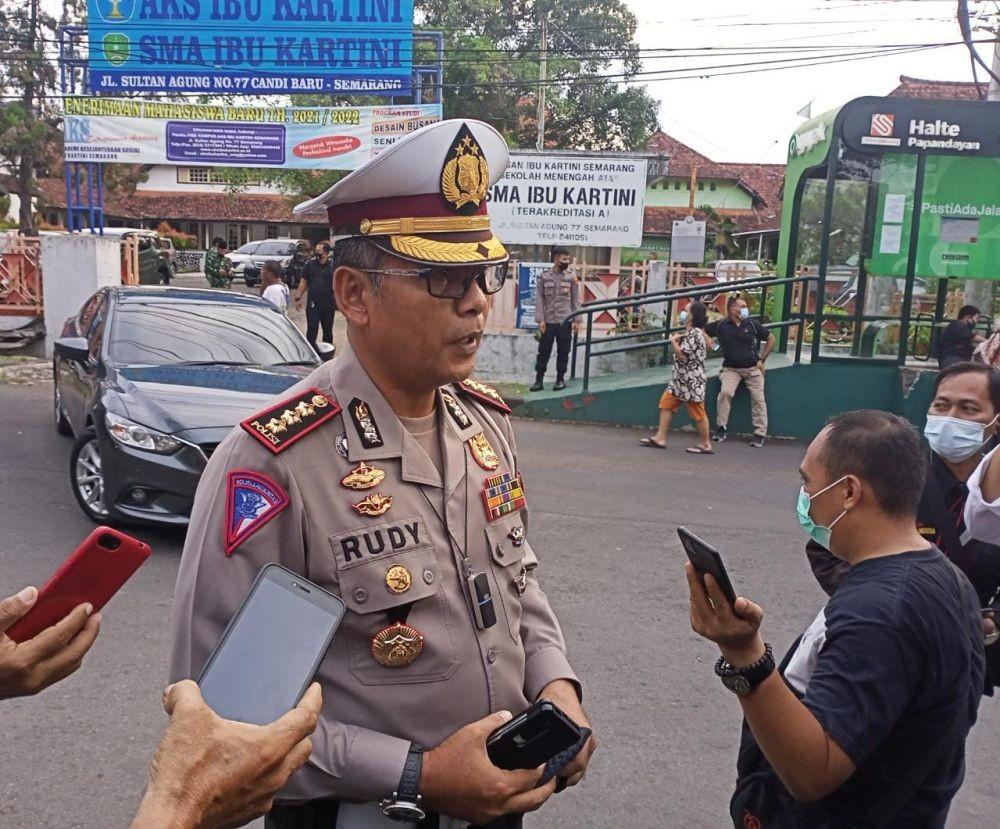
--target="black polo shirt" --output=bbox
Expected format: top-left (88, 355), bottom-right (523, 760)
top-left (937, 320), bottom-right (975, 363)
top-left (705, 317), bottom-right (770, 369)
top-left (301, 259), bottom-right (335, 309)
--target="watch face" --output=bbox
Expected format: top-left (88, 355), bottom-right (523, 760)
top-left (723, 674), bottom-right (752, 696)
top-left (381, 802), bottom-right (426, 823)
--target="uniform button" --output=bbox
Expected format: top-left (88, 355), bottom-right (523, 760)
top-left (487, 647), bottom-right (498, 664)
top-left (353, 587), bottom-right (369, 604)
top-left (423, 569), bottom-right (434, 584)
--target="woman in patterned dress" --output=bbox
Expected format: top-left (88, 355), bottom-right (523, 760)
top-left (640, 300), bottom-right (714, 454)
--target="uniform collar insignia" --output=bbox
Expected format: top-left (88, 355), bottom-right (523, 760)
top-left (440, 390), bottom-right (473, 431)
top-left (240, 388), bottom-right (340, 454)
top-left (225, 470), bottom-right (288, 555)
top-left (348, 397), bottom-right (384, 450)
top-left (440, 123), bottom-right (489, 215)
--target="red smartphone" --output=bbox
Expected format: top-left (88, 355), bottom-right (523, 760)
top-left (6, 527), bottom-right (152, 643)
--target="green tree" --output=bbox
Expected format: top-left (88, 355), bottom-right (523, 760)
top-left (418, 0), bottom-right (659, 149)
top-left (699, 204), bottom-right (739, 261)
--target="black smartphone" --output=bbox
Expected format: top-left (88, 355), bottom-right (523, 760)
top-left (198, 564), bottom-right (345, 725)
top-left (486, 700), bottom-right (583, 771)
top-left (678, 526), bottom-right (738, 605)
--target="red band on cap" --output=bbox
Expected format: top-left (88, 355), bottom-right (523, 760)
top-left (328, 193), bottom-right (488, 228)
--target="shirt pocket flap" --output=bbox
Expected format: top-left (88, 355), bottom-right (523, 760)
top-left (338, 546), bottom-right (440, 616)
top-left (485, 513), bottom-right (527, 568)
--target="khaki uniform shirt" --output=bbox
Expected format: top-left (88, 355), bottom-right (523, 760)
top-left (169, 343), bottom-right (578, 804)
top-left (534, 268), bottom-right (580, 325)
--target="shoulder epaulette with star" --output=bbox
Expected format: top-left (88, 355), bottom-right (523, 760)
top-left (241, 388), bottom-right (341, 454)
top-left (457, 378), bottom-right (511, 414)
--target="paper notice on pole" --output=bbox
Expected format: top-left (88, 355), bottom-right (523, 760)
top-left (879, 224), bottom-right (903, 254)
top-left (883, 194), bottom-right (906, 224)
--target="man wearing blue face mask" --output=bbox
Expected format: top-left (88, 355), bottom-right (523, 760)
top-left (688, 410), bottom-right (984, 828)
top-left (705, 295), bottom-right (775, 448)
top-left (806, 363), bottom-right (1000, 695)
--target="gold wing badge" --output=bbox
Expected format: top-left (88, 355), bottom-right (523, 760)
top-left (440, 123), bottom-right (490, 215)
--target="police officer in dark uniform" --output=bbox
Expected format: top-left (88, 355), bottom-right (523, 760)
top-left (807, 361), bottom-right (1000, 693)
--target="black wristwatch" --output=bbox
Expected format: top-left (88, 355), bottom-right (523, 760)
top-left (379, 744), bottom-right (426, 822)
top-left (715, 643), bottom-right (775, 696)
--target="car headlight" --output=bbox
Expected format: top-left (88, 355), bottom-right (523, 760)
top-left (105, 412), bottom-right (182, 454)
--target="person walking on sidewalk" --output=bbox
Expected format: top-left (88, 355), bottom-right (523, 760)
top-left (707, 295), bottom-right (775, 448)
top-left (204, 238), bottom-right (232, 289)
top-left (640, 301), bottom-right (714, 454)
top-left (294, 241), bottom-right (336, 351)
top-left (530, 246), bottom-right (580, 392)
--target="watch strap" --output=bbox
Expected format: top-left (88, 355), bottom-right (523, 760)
top-left (397, 744), bottom-right (423, 802)
top-left (715, 643), bottom-right (775, 692)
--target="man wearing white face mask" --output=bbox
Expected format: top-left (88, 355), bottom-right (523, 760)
top-left (688, 410), bottom-right (984, 827)
top-left (809, 363), bottom-right (1000, 693)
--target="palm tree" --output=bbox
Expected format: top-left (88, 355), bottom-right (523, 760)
top-left (698, 204), bottom-right (738, 261)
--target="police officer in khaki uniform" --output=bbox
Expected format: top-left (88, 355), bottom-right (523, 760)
top-left (169, 120), bottom-right (596, 829)
top-left (530, 247), bottom-right (580, 392)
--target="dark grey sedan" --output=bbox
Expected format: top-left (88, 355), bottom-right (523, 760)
top-left (53, 287), bottom-right (331, 526)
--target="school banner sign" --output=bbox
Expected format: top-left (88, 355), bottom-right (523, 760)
top-left (63, 98), bottom-right (442, 169)
top-left (87, 0), bottom-right (415, 95)
top-left (488, 153), bottom-right (647, 248)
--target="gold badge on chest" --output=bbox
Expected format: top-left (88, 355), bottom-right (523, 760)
top-left (468, 432), bottom-right (500, 470)
top-left (371, 622), bottom-right (425, 667)
top-left (352, 493), bottom-right (393, 517)
top-left (385, 565), bottom-right (413, 595)
top-left (340, 461), bottom-right (386, 491)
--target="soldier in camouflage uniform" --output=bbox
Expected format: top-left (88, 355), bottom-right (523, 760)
top-left (205, 238), bottom-right (233, 289)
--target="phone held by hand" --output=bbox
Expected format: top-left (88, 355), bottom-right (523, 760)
top-left (198, 564), bottom-right (345, 725)
top-left (6, 527), bottom-right (152, 643)
top-left (678, 526), bottom-right (738, 606)
top-left (486, 699), bottom-right (583, 771)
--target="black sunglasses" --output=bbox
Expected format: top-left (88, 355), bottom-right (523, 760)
top-left (362, 263), bottom-right (509, 299)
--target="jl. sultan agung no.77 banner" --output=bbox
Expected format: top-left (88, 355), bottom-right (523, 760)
top-left (63, 97), bottom-right (442, 169)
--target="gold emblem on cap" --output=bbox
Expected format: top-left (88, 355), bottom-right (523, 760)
top-left (468, 432), bottom-right (500, 470)
top-left (352, 493), bottom-right (393, 517)
top-left (371, 622), bottom-right (425, 667)
top-left (359, 218), bottom-right (373, 235)
top-left (340, 461), bottom-right (386, 491)
top-left (385, 565), bottom-right (413, 595)
top-left (441, 124), bottom-right (489, 212)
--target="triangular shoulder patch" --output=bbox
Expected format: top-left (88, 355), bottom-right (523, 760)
top-left (458, 378), bottom-right (511, 414)
top-left (240, 387), bottom-right (341, 454)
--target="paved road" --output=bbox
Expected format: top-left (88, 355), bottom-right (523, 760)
top-left (1, 381), bottom-right (998, 828)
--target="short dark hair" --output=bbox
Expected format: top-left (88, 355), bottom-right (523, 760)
top-left (959, 305), bottom-right (980, 319)
top-left (726, 294), bottom-right (744, 311)
top-left (551, 245), bottom-right (570, 259)
top-left (934, 361), bottom-right (1000, 414)
top-left (261, 260), bottom-right (282, 279)
top-left (819, 410), bottom-right (925, 517)
top-left (213, 237), bottom-right (227, 249)
top-left (688, 301), bottom-right (708, 329)
top-left (330, 236), bottom-right (386, 290)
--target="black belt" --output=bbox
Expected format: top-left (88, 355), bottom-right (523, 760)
top-left (265, 800), bottom-right (522, 829)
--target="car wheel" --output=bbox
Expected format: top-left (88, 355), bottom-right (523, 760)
top-left (70, 428), bottom-right (111, 523)
top-left (54, 384), bottom-right (72, 436)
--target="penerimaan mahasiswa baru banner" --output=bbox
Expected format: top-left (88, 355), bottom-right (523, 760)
top-left (62, 98), bottom-right (442, 170)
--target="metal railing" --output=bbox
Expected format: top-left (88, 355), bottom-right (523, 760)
top-left (565, 273), bottom-right (819, 392)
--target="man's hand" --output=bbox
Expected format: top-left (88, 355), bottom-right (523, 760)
top-left (539, 322), bottom-right (547, 334)
top-left (757, 360), bottom-right (767, 375)
top-left (537, 679), bottom-right (597, 789)
top-left (421, 711), bottom-right (557, 824)
top-left (572, 321), bottom-right (580, 334)
top-left (685, 562), bottom-right (766, 667)
top-left (131, 680), bottom-right (321, 829)
top-left (0, 587), bottom-right (101, 700)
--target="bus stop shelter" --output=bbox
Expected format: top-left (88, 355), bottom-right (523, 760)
top-left (777, 95), bottom-right (1000, 365)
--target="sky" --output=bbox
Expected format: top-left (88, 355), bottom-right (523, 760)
top-left (623, 0), bottom-right (995, 163)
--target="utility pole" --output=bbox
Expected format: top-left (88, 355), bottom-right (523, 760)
top-left (18, 0), bottom-right (39, 234)
top-left (536, 11), bottom-right (547, 151)
top-left (990, 22), bottom-right (1000, 100)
